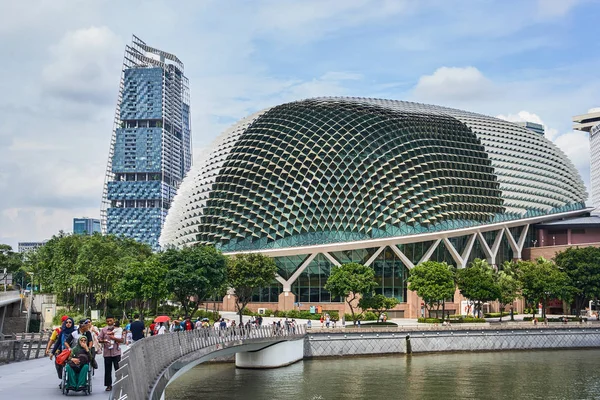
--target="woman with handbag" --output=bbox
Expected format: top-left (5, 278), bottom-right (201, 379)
top-left (50, 317), bottom-right (75, 388)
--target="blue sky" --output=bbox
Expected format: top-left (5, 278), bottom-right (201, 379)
top-left (0, 0), bottom-right (598, 249)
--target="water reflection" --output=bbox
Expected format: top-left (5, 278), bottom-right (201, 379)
top-left (166, 350), bottom-right (600, 400)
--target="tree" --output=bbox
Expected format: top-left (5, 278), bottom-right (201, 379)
top-left (496, 261), bottom-right (520, 321)
top-left (114, 255), bottom-right (168, 317)
top-left (554, 246), bottom-right (600, 317)
top-left (456, 259), bottom-right (499, 318)
top-left (358, 294), bottom-right (399, 322)
top-left (517, 257), bottom-right (570, 319)
top-left (227, 253), bottom-right (277, 325)
top-left (0, 244), bottom-right (22, 273)
top-left (162, 245), bottom-right (228, 318)
top-left (407, 261), bottom-right (455, 318)
top-left (324, 263), bottom-right (377, 324)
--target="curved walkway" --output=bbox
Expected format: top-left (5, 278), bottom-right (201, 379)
top-left (0, 353), bottom-right (114, 399)
top-left (110, 325), bottom-right (306, 400)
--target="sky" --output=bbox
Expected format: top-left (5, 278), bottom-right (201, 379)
top-left (1, 0), bottom-right (599, 250)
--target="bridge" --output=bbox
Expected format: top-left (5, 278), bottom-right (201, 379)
top-left (110, 324), bottom-right (307, 400)
top-left (0, 291), bottom-right (21, 337)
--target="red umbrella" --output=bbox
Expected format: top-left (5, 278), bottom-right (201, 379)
top-left (154, 316), bottom-right (171, 323)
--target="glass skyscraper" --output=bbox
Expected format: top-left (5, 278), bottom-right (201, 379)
top-left (101, 36), bottom-right (192, 250)
top-left (73, 218), bottom-right (101, 235)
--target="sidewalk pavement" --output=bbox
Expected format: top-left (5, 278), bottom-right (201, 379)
top-left (0, 354), bottom-right (114, 399)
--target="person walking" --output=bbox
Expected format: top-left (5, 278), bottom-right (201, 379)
top-left (49, 316), bottom-right (75, 388)
top-left (182, 316), bottom-right (194, 331)
top-left (129, 314), bottom-right (145, 342)
top-left (98, 316), bottom-right (124, 392)
top-left (46, 315), bottom-right (69, 356)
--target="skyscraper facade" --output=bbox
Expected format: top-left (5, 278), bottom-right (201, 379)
top-left (101, 36), bottom-right (192, 250)
top-left (516, 121), bottom-right (545, 136)
top-left (73, 218), bottom-right (101, 235)
top-left (573, 108), bottom-right (600, 208)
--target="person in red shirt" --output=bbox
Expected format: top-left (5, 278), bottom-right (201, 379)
top-left (182, 316), bottom-right (194, 331)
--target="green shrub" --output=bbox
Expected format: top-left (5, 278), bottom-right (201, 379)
top-left (418, 317), bottom-right (442, 323)
top-left (484, 312), bottom-right (510, 318)
top-left (324, 310), bottom-right (339, 320)
top-left (193, 309), bottom-right (221, 321)
top-left (344, 313), bottom-right (363, 322)
top-left (363, 311), bottom-right (378, 321)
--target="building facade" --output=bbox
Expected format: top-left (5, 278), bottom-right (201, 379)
top-left (73, 218), bottom-right (101, 235)
top-left (101, 36), bottom-right (192, 250)
top-left (573, 108), bottom-right (600, 209)
top-left (162, 97), bottom-right (588, 317)
top-left (18, 241), bottom-right (47, 253)
top-left (516, 121), bottom-right (545, 136)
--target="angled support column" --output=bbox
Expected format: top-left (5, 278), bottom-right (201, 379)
top-left (389, 245), bottom-right (415, 269)
top-left (504, 224), bottom-right (529, 260)
top-left (478, 229), bottom-right (504, 266)
top-left (279, 253), bottom-right (318, 291)
top-left (461, 234), bottom-right (477, 263)
top-left (365, 246), bottom-right (386, 267)
top-left (443, 234), bottom-right (477, 269)
top-left (322, 252), bottom-right (341, 266)
top-left (418, 239), bottom-right (441, 265)
top-left (443, 238), bottom-right (464, 268)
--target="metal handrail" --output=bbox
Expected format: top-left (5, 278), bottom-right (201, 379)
top-left (110, 324), bottom-right (306, 400)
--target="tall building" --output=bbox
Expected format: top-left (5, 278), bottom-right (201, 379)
top-left (516, 121), bottom-right (545, 136)
top-left (161, 97), bottom-right (587, 316)
top-left (18, 241), bottom-right (47, 253)
top-left (573, 108), bottom-right (600, 208)
top-left (73, 217), bottom-right (101, 235)
top-left (101, 35), bottom-right (192, 250)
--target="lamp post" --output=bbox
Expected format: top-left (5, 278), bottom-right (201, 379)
top-left (25, 272), bottom-right (34, 333)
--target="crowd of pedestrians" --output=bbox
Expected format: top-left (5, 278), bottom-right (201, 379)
top-left (45, 311), bottom-right (307, 394)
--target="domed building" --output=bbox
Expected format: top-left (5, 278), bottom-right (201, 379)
top-left (161, 97), bottom-right (588, 317)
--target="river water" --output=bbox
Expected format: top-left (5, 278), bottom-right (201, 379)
top-left (166, 349), bottom-right (600, 400)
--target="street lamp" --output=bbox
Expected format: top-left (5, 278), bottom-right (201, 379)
top-left (25, 272), bottom-right (34, 333)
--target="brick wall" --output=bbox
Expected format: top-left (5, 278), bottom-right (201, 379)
top-left (523, 242), bottom-right (600, 260)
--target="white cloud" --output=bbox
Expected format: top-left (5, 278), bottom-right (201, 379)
top-left (413, 66), bottom-right (495, 102)
top-left (537, 0), bottom-right (581, 17)
top-left (42, 26), bottom-right (123, 105)
top-left (554, 130), bottom-right (590, 181)
top-left (495, 110), bottom-right (560, 141)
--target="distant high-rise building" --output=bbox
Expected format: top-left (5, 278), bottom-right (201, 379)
top-left (516, 121), bottom-right (545, 136)
top-left (573, 108), bottom-right (600, 208)
top-left (73, 217), bottom-right (101, 235)
top-left (18, 241), bottom-right (47, 253)
top-left (101, 35), bottom-right (192, 250)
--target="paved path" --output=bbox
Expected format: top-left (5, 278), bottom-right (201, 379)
top-left (0, 355), bottom-right (114, 399)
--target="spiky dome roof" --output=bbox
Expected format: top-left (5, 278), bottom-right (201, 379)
top-left (160, 97), bottom-right (586, 252)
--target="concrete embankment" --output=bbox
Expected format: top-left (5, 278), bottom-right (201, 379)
top-left (304, 325), bottom-right (600, 358)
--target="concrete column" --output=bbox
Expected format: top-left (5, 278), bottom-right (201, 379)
top-left (278, 291), bottom-right (296, 311)
top-left (567, 229), bottom-right (572, 245)
top-left (236, 339), bottom-right (304, 368)
top-left (0, 305), bottom-right (6, 338)
top-left (406, 289), bottom-right (420, 319)
top-left (223, 292), bottom-right (237, 312)
top-left (538, 229), bottom-right (546, 247)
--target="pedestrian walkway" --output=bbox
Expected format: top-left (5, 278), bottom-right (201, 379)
top-left (0, 354), bottom-right (112, 398)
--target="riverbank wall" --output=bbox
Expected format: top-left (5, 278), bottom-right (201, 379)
top-left (304, 325), bottom-right (600, 358)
